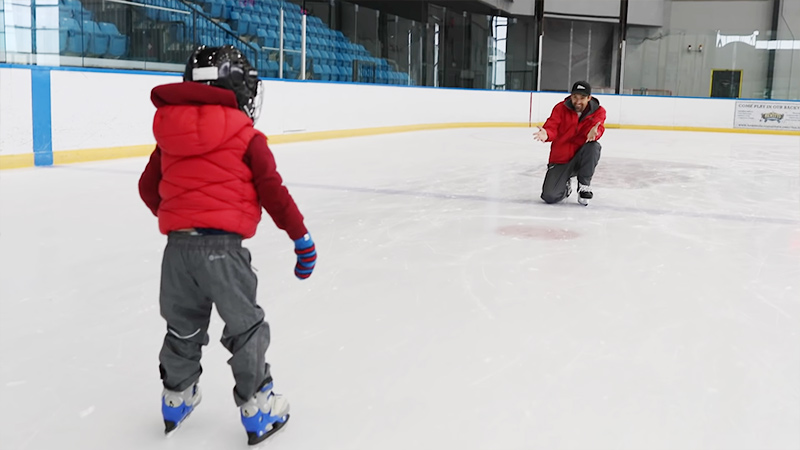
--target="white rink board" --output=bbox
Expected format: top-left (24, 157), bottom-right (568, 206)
top-left (1, 66), bottom-right (799, 157)
top-left (0, 68), bottom-right (34, 155)
top-left (49, 70), bottom-right (178, 152)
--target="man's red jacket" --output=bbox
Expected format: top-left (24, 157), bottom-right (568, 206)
top-left (541, 96), bottom-right (606, 164)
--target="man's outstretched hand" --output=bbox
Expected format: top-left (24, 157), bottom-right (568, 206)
top-left (533, 126), bottom-right (548, 142)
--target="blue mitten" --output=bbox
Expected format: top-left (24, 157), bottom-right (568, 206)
top-left (293, 233), bottom-right (316, 280)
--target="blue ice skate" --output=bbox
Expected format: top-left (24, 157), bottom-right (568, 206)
top-left (162, 383), bottom-right (202, 434)
top-left (240, 382), bottom-right (290, 445)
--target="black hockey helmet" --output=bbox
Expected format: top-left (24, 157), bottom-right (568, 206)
top-left (184, 45), bottom-right (262, 121)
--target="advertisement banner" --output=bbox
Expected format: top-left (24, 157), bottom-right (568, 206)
top-left (734, 101), bottom-right (800, 131)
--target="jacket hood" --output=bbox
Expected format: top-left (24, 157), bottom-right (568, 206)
top-left (151, 83), bottom-right (252, 156)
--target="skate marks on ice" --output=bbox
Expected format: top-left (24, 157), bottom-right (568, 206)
top-left (497, 225), bottom-right (581, 240)
top-left (290, 181), bottom-right (538, 206)
top-left (590, 157), bottom-right (714, 189)
top-left (290, 175), bottom-right (800, 227)
top-left (518, 157), bottom-right (714, 189)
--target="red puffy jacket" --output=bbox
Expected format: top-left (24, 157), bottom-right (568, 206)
top-left (138, 82), bottom-right (307, 240)
top-left (542, 96), bottom-right (606, 164)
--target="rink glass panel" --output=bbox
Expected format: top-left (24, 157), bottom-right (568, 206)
top-left (0, 0), bottom-right (797, 99)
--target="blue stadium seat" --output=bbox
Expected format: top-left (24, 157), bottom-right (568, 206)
top-left (223, 0), bottom-right (236, 17)
top-left (229, 11), bottom-right (248, 35)
top-left (228, 0), bottom-right (244, 16)
top-left (255, 28), bottom-right (269, 46)
top-left (317, 64), bottom-right (332, 81)
top-left (63, 0), bottom-right (91, 21)
top-left (59, 6), bottom-right (74, 20)
top-left (98, 22), bottom-right (127, 58)
top-left (82, 20), bottom-right (109, 56)
top-left (266, 60), bottom-right (279, 77)
top-left (204, 0), bottom-right (225, 19)
top-left (60, 17), bottom-right (89, 55)
top-left (337, 65), bottom-right (350, 81)
top-left (219, 21), bottom-right (233, 36)
top-left (242, 12), bottom-right (257, 36)
top-left (282, 61), bottom-right (295, 78)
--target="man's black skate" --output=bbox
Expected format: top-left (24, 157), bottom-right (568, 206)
top-left (578, 183), bottom-right (593, 206)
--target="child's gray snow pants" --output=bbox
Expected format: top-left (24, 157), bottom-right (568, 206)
top-left (158, 232), bottom-right (271, 406)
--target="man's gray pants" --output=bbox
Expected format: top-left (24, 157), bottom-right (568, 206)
top-left (158, 232), bottom-right (271, 407)
top-left (541, 141), bottom-right (602, 204)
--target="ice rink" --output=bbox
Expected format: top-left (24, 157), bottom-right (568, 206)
top-left (1, 127), bottom-right (799, 450)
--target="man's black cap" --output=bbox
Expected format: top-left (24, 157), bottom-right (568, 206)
top-left (571, 81), bottom-right (591, 96)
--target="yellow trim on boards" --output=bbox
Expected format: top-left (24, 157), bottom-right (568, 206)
top-left (611, 123), bottom-right (800, 136)
top-left (0, 153), bottom-right (35, 170)
top-left (52, 144), bottom-right (156, 165)
top-left (267, 122), bottom-right (530, 144)
top-left (1, 121), bottom-right (798, 170)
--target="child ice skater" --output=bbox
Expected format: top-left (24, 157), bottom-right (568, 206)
top-left (138, 45), bottom-right (316, 445)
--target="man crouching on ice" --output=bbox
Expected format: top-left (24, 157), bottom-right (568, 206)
top-left (533, 81), bottom-right (606, 206)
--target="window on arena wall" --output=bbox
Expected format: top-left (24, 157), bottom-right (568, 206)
top-left (469, 11), bottom-right (491, 90)
top-left (502, 15), bottom-right (538, 92)
top-left (2, 0), bottom-right (35, 59)
top-left (0, 8), bottom-right (4, 62)
top-left (489, 16), bottom-right (507, 90)
top-left (623, 25), bottom-right (800, 99)
top-left (384, 13), bottom-right (421, 87)
top-left (3, 0), bottom-right (796, 99)
top-left (539, 17), bottom-right (615, 93)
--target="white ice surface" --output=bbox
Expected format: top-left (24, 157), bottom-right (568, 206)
top-left (1, 128), bottom-right (799, 450)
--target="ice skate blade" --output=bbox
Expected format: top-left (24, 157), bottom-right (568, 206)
top-left (247, 414), bottom-right (290, 446)
top-left (164, 413), bottom-right (193, 437)
top-left (164, 420), bottom-right (181, 437)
